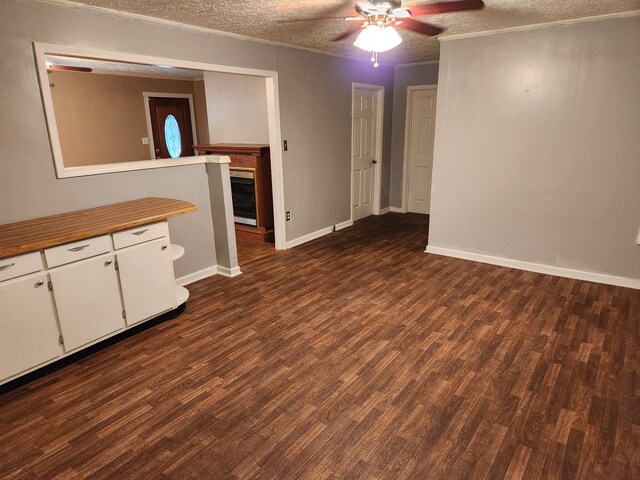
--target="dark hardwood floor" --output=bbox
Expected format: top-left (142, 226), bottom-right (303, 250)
top-left (1, 213), bottom-right (639, 479)
top-left (236, 235), bottom-right (276, 265)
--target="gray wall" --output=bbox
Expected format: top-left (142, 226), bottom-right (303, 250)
top-left (0, 0), bottom-right (394, 277)
top-left (277, 48), bottom-right (394, 238)
top-left (389, 63), bottom-right (439, 208)
top-left (429, 16), bottom-right (640, 280)
top-left (203, 71), bottom-right (269, 144)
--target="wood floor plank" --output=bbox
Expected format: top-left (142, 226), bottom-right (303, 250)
top-left (1, 213), bottom-right (639, 479)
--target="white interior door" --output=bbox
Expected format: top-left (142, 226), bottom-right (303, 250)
top-left (352, 88), bottom-right (378, 221)
top-left (406, 88), bottom-right (437, 214)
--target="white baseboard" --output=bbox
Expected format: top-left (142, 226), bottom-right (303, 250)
top-left (286, 219), bottom-right (353, 249)
top-left (286, 226), bottom-right (333, 249)
top-left (176, 266), bottom-right (218, 286)
top-left (217, 265), bottom-right (243, 277)
top-left (389, 206), bottom-right (405, 213)
top-left (379, 207), bottom-right (391, 215)
top-left (425, 245), bottom-right (640, 290)
top-left (336, 219), bottom-right (353, 231)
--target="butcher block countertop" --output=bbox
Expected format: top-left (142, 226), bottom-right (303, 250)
top-left (0, 197), bottom-right (197, 259)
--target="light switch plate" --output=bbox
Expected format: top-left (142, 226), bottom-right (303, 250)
top-left (141, 137), bottom-right (149, 145)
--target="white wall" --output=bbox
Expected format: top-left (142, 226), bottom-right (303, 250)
top-left (203, 72), bottom-right (269, 144)
top-left (428, 15), bottom-right (640, 284)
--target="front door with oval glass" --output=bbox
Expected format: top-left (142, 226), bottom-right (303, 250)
top-left (148, 97), bottom-right (195, 159)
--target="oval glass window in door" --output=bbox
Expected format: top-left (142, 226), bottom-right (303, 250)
top-left (164, 114), bottom-right (182, 158)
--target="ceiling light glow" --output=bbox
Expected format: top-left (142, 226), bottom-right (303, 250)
top-left (353, 24), bottom-right (402, 53)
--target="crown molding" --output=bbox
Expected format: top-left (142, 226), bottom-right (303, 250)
top-left (439, 10), bottom-right (640, 41)
top-left (394, 60), bottom-right (439, 68)
top-left (34, 0), bottom-right (389, 66)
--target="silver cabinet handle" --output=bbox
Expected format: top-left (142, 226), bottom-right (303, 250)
top-left (68, 244), bottom-right (90, 252)
top-left (131, 229), bottom-right (148, 236)
top-left (34, 280), bottom-right (44, 288)
top-left (0, 262), bottom-right (15, 271)
top-left (161, 245), bottom-right (168, 251)
top-left (104, 260), bottom-right (113, 266)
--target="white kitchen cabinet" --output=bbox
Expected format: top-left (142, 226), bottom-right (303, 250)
top-left (116, 238), bottom-right (177, 326)
top-left (0, 273), bottom-right (61, 382)
top-left (0, 198), bottom-right (196, 387)
top-left (49, 254), bottom-right (125, 352)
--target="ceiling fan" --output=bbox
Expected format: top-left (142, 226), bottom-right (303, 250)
top-left (285, 0), bottom-right (485, 66)
top-left (46, 64), bottom-right (93, 73)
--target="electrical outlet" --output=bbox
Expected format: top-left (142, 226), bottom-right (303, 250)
top-left (286, 211), bottom-right (291, 221)
top-left (283, 140), bottom-right (288, 151)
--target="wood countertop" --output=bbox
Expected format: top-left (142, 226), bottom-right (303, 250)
top-left (0, 197), bottom-right (197, 259)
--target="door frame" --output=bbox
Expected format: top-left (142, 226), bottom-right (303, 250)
top-left (351, 82), bottom-right (385, 223)
top-left (401, 84), bottom-right (437, 213)
top-left (142, 92), bottom-right (198, 160)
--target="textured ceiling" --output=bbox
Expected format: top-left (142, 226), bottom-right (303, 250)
top-left (66, 0), bottom-right (640, 63)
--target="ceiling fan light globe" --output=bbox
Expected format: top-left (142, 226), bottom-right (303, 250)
top-left (353, 25), bottom-right (402, 53)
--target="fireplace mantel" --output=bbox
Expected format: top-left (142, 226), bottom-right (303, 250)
top-left (194, 144), bottom-right (269, 157)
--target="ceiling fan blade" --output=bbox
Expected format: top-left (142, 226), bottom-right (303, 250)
top-left (408, 0), bottom-right (485, 17)
top-left (395, 18), bottom-right (444, 36)
top-left (47, 65), bottom-right (93, 73)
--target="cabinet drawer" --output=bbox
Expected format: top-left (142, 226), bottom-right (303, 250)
top-left (45, 235), bottom-right (112, 268)
top-left (0, 252), bottom-right (43, 282)
top-left (113, 222), bottom-right (168, 250)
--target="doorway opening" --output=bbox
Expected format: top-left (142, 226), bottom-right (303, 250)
top-left (194, 144), bottom-right (277, 266)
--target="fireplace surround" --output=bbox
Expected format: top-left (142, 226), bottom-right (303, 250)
top-left (194, 144), bottom-right (273, 242)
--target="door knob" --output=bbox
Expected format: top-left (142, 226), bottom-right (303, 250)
top-left (371, 160), bottom-right (378, 164)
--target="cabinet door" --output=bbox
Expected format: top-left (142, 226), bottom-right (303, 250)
top-left (117, 238), bottom-right (176, 326)
top-left (0, 273), bottom-right (61, 382)
top-left (50, 254), bottom-right (124, 352)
